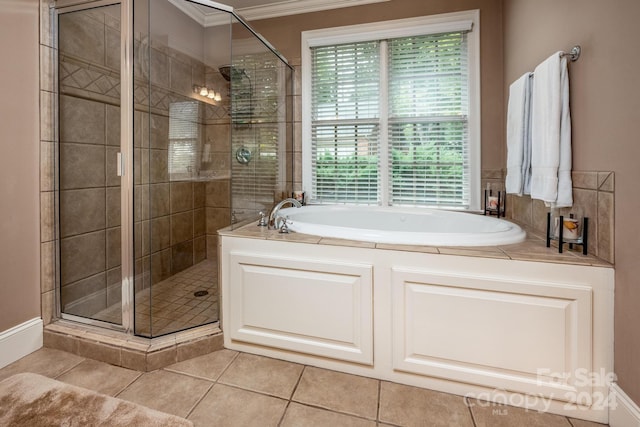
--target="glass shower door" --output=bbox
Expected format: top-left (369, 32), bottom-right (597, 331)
top-left (58, 3), bottom-right (124, 326)
top-left (133, 0), bottom-right (231, 337)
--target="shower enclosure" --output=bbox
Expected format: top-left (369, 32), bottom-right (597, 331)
top-left (56, 0), bottom-right (293, 337)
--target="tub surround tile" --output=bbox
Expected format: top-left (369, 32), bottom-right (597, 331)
top-left (379, 381), bottom-right (474, 427)
top-left (268, 232), bottom-right (322, 244)
top-left (597, 172), bottom-right (614, 192)
top-left (505, 171), bottom-right (614, 264)
top-left (439, 247), bottom-right (510, 259)
top-left (221, 222), bottom-right (612, 267)
top-left (531, 199), bottom-right (550, 235)
top-left (597, 191), bottom-right (615, 263)
top-left (572, 171), bottom-right (598, 190)
top-left (319, 237), bottom-right (377, 249)
top-left (293, 366), bottom-right (379, 420)
top-left (375, 243), bottom-right (440, 254)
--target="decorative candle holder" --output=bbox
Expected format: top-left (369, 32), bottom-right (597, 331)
top-left (483, 190), bottom-right (505, 218)
top-left (546, 212), bottom-right (589, 255)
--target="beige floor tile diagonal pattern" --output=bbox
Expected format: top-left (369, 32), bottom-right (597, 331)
top-left (0, 348), bottom-right (609, 427)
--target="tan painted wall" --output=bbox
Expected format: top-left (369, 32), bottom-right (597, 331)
top-left (249, 0), bottom-right (506, 171)
top-left (503, 0), bottom-right (640, 405)
top-left (0, 0), bottom-right (42, 331)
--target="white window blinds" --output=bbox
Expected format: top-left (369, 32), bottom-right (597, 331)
top-left (169, 101), bottom-right (201, 181)
top-left (309, 30), bottom-right (471, 208)
top-left (311, 42), bottom-right (380, 204)
top-left (388, 32), bottom-right (470, 208)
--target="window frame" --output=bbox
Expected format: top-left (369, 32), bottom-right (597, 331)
top-left (301, 10), bottom-right (481, 210)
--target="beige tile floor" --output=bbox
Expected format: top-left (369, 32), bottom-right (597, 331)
top-left (0, 347), bottom-right (608, 427)
top-left (95, 260), bottom-right (218, 337)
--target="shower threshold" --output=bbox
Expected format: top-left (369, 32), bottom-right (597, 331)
top-left (46, 260), bottom-right (222, 371)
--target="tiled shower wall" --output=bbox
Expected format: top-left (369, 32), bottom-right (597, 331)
top-left (40, 0), bottom-right (57, 325)
top-left (38, 0), bottom-right (233, 323)
top-left (485, 169), bottom-right (616, 264)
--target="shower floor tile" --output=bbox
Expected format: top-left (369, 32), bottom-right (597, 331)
top-left (94, 259), bottom-right (218, 337)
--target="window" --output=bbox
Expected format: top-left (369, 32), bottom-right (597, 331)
top-left (169, 101), bottom-right (200, 181)
top-left (302, 11), bottom-right (480, 210)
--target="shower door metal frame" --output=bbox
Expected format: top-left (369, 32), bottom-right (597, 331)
top-left (55, 0), bottom-right (135, 333)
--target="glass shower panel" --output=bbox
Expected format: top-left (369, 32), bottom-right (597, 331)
top-left (230, 17), bottom-right (294, 226)
top-left (58, 4), bottom-right (123, 325)
top-left (134, 0), bottom-right (231, 337)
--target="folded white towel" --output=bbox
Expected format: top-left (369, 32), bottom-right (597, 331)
top-left (505, 72), bottom-right (533, 196)
top-left (530, 52), bottom-right (573, 208)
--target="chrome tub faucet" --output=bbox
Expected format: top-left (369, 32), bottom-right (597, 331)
top-left (268, 198), bottom-right (302, 231)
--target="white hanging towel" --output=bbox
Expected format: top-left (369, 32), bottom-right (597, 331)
top-left (505, 72), bottom-right (533, 195)
top-left (530, 52), bottom-right (573, 208)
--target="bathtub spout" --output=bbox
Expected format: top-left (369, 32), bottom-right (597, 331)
top-left (268, 198), bottom-right (302, 230)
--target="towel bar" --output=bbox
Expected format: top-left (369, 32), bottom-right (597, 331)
top-left (561, 45), bottom-right (581, 62)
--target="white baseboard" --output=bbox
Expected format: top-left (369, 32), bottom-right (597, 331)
top-left (0, 318), bottom-right (43, 369)
top-left (610, 383), bottom-right (640, 427)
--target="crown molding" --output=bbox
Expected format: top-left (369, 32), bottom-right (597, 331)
top-left (169, 0), bottom-right (391, 27)
top-left (237, 0), bottom-right (390, 22)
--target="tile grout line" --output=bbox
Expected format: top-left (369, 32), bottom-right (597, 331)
top-left (114, 369), bottom-right (146, 399)
top-left (275, 363), bottom-right (308, 426)
top-left (376, 379), bottom-right (382, 423)
top-left (112, 371), bottom-right (143, 398)
top-left (183, 381), bottom-right (215, 421)
top-left (465, 395), bottom-right (479, 427)
top-left (52, 357), bottom-right (86, 380)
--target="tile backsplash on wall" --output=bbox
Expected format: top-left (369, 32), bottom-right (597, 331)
top-left (498, 169), bottom-right (615, 264)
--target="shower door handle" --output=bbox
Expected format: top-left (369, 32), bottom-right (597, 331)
top-left (116, 152), bottom-right (124, 177)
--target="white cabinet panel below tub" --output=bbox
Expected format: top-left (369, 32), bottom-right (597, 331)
top-left (228, 252), bottom-right (374, 365)
top-left (392, 267), bottom-right (593, 399)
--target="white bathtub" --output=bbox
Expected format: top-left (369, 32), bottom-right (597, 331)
top-left (277, 205), bottom-right (526, 246)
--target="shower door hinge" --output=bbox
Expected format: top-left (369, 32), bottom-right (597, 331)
top-left (116, 152), bottom-right (124, 177)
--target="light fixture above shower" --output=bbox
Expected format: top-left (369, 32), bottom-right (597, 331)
top-left (193, 85), bottom-right (222, 102)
